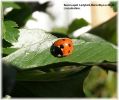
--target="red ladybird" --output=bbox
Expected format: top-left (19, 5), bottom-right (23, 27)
top-left (51, 38), bottom-right (74, 57)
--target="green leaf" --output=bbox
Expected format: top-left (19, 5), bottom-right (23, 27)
top-left (109, 1), bottom-right (117, 12)
top-left (2, 2), bottom-right (21, 9)
top-left (67, 18), bottom-right (89, 34)
top-left (3, 47), bottom-right (18, 55)
top-left (88, 15), bottom-right (117, 45)
top-left (50, 32), bottom-right (68, 38)
top-left (77, 33), bottom-right (106, 42)
top-left (2, 39), bottom-right (12, 48)
top-left (4, 3), bottom-right (38, 27)
top-left (3, 21), bottom-right (19, 43)
top-left (16, 66), bottom-right (86, 81)
top-left (84, 66), bottom-right (116, 97)
top-left (52, 27), bottom-right (67, 34)
top-left (3, 29), bottom-right (117, 70)
top-left (2, 21), bottom-right (6, 36)
top-left (11, 67), bottom-right (91, 97)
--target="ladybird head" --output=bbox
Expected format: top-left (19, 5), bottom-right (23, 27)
top-left (50, 45), bottom-right (63, 57)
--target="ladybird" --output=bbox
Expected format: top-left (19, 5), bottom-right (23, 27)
top-left (51, 38), bottom-right (73, 57)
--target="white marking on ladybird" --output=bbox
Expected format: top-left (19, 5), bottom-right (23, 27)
top-left (57, 54), bottom-right (61, 57)
top-left (65, 43), bottom-right (68, 46)
top-left (61, 48), bottom-right (63, 51)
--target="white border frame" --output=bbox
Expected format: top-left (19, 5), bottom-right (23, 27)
top-left (0, 0), bottom-right (118, 100)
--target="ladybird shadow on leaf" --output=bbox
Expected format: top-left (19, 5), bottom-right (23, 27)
top-left (50, 45), bottom-right (63, 58)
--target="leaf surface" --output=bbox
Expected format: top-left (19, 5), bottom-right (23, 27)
top-left (3, 29), bottom-right (116, 70)
top-left (3, 21), bottom-right (19, 43)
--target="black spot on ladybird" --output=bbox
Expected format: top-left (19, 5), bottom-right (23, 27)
top-left (68, 44), bottom-right (71, 47)
top-left (60, 45), bottom-right (64, 48)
